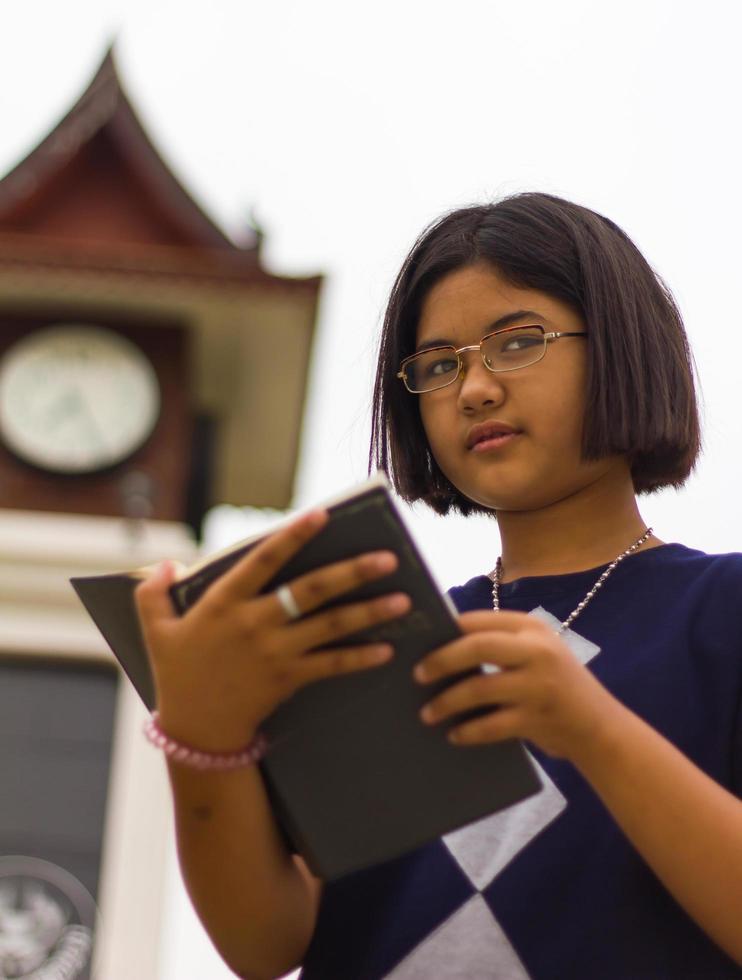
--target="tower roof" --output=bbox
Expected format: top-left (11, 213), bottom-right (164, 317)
top-left (0, 48), bottom-right (244, 250)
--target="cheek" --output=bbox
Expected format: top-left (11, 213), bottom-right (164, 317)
top-left (418, 398), bottom-right (448, 461)
top-left (531, 365), bottom-right (588, 452)
top-left (547, 390), bottom-right (587, 448)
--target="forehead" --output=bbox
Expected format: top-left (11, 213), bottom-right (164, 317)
top-left (416, 263), bottom-right (580, 342)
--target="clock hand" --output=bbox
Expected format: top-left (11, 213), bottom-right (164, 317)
top-left (45, 389), bottom-right (86, 430)
top-left (73, 388), bottom-right (111, 455)
top-left (46, 387), bottom-right (110, 456)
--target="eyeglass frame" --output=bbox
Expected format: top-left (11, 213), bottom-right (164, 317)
top-left (396, 323), bottom-right (587, 393)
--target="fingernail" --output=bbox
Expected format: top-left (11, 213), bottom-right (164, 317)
top-left (372, 644), bottom-right (393, 660)
top-left (413, 664), bottom-right (428, 682)
top-left (373, 552), bottom-right (397, 572)
top-left (419, 704), bottom-right (434, 722)
top-left (387, 594), bottom-right (410, 613)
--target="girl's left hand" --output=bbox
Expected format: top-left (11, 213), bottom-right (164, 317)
top-left (415, 609), bottom-right (617, 763)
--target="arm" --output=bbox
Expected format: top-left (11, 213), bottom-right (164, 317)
top-left (415, 610), bottom-right (742, 966)
top-left (135, 512), bottom-right (410, 979)
top-left (164, 763), bottom-right (321, 980)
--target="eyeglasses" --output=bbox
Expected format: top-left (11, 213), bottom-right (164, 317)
top-left (396, 324), bottom-right (587, 394)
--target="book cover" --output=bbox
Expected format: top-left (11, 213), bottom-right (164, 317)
top-left (71, 475), bottom-right (542, 879)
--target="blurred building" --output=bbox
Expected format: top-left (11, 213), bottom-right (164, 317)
top-left (0, 48), bottom-right (321, 978)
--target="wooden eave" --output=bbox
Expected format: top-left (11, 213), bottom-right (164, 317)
top-left (0, 231), bottom-right (321, 295)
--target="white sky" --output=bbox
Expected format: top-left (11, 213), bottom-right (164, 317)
top-left (3, 2), bottom-right (742, 591)
top-left (2, 3), bottom-right (742, 975)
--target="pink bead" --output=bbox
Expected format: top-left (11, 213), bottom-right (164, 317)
top-left (143, 711), bottom-right (267, 770)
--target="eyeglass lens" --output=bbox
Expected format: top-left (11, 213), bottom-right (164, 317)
top-left (405, 326), bottom-right (546, 392)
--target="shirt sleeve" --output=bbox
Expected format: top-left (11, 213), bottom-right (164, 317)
top-left (732, 670), bottom-right (742, 796)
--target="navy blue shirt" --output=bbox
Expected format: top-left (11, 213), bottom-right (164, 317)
top-left (300, 544), bottom-right (742, 978)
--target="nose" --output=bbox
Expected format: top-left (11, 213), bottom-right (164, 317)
top-left (456, 351), bottom-right (506, 413)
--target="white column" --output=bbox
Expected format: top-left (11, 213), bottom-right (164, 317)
top-left (0, 509), bottom-right (196, 980)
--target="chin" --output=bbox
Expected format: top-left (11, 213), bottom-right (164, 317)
top-left (454, 489), bottom-right (534, 513)
top-left (455, 481), bottom-right (573, 514)
top-left (448, 455), bottom-right (619, 515)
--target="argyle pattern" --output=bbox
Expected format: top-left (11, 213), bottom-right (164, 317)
top-left (381, 609), bottom-right (599, 978)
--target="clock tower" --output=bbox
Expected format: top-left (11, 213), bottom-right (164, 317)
top-left (0, 49), bottom-right (321, 979)
top-left (0, 46), bottom-right (320, 529)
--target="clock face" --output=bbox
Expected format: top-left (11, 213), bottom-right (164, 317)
top-left (0, 325), bottom-right (161, 474)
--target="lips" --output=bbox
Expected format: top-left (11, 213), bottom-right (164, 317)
top-left (465, 420), bottom-right (521, 451)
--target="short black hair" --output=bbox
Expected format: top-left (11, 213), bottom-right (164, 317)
top-left (369, 192), bottom-right (701, 516)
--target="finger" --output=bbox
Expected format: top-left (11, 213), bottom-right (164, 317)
top-left (293, 642), bottom-right (394, 685)
top-left (289, 591), bottom-right (412, 651)
top-left (458, 609), bottom-right (543, 634)
top-left (259, 549), bottom-right (399, 626)
top-left (448, 707), bottom-right (526, 745)
top-left (414, 632), bottom-right (534, 683)
top-left (420, 670), bottom-right (527, 725)
top-left (212, 509), bottom-right (329, 603)
top-left (134, 561), bottom-right (179, 627)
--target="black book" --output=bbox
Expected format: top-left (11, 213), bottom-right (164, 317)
top-left (71, 474), bottom-right (541, 880)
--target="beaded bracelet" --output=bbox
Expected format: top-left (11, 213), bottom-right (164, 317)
top-left (143, 712), bottom-right (268, 771)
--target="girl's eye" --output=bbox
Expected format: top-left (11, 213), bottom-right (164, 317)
top-left (499, 334), bottom-right (542, 353)
top-left (424, 354), bottom-right (458, 378)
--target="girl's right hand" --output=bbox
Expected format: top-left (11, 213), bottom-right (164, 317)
top-left (134, 508), bottom-right (410, 754)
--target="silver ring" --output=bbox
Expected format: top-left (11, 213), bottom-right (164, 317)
top-left (275, 583), bottom-right (302, 621)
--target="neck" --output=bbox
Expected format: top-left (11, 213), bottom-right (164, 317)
top-left (495, 463), bottom-right (661, 583)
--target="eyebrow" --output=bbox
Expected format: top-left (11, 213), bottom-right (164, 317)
top-left (415, 309), bottom-right (545, 353)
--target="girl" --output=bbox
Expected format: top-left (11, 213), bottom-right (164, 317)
top-left (135, 193), bottom-right (742, 979)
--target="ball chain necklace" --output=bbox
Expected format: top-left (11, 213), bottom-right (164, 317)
top-left (491, 527), bottom-right (654, 635)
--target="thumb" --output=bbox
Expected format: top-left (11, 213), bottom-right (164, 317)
top-left (134, 560), bottom-right (179, 627)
